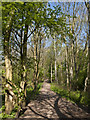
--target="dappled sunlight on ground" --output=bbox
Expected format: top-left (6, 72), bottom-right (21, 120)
top-left (20, 82), bottom-right (90, 119)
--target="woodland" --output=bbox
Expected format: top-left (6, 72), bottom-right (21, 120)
top-left (0, 1), bottom-right (90, 119)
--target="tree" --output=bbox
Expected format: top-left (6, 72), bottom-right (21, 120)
top-left (2, 3), bottom-right (16, 113)
top-left (84, 1), bottom-right (90, 93)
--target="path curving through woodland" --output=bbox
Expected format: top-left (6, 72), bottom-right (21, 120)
top-left (19, 81), bottom-right (90, 119)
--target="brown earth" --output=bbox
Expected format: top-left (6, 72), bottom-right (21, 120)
top-left (19, 81), bottom-right (90, 119)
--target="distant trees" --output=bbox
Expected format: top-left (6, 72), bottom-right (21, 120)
top-left (41, 2), bottom-right (89, 93)
top-left (84, 1), bottom-right (90, 93)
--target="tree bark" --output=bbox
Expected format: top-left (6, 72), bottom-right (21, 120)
top-left (4, 10), bottom-right (15, 114)
top-left (87, 2), bottom-right (90, 93)
top-left (54, 37), bottom-right (58, 83)
top-left (65, 44), bottom-right (69, 87)
top-left (33, 32), bottom-right (38, 90)
top-left (23, 18), bottom-right (28, 82)
top-left (51, 62), bottom-right (53, 83)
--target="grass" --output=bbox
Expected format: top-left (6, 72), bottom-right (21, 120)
top-left (50, 83), bottom-right (90, 106)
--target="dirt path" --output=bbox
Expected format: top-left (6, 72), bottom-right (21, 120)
top-left (20, 81), bottom-right (90, 119)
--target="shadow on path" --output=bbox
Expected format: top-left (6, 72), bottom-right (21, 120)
top-left (54, 96), bottom-right (67, 118)
top-left (27, 94), bottom-right (67, 119)
top-left (19, 82), bottom-right (90, 119)
top-left (28, 106), bottom-right (51, 120)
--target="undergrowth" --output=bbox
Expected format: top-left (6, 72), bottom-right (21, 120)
top-left (26, 82), bottom-right (43, 105)
top-left (51, 83), bottom-right (90, 106)
top-left (0, 82), bottom-right (43, 119)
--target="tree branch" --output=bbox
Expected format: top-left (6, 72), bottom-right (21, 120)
top-left (13, 29), bottom-right (21, 37)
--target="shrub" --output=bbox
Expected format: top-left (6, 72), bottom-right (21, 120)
top-left (80, 92), bottom-right (90, 106)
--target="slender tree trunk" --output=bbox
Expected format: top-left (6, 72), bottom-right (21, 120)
top-left (69, 40), bottom-right (74, 89)
top-left (37, 33), bottom-right (42, 81)
top-left (19, 9), bottom-right (28, 106)
top-left (23, 15), bottom-right (28, 82)
top-left (65, 44), bottom-right (69, 87)
top-left (61, 62), bottom-right (63, 84)
top-left (84, 38), bottom-right (89, 92)
top-left (33, 30), bottom-right (44, 89)
top-left (70, 46), bottom-right (74, 89)
top-left (51, 62), bottom-right (52, 83)
top-left (22, 27), bottom-right (28, 98)
top-left (33, 32), bottom-right (38, 90)
top-left (20, 5), bottom-right (28, 100)
top-left (75, 37), bottom-right (78, 81)
top-left (20, 13), bottom-right (23, 81)
top-left (72, 3), bottom-right (78, 82)
top-left (54, 37), bottom-right (58, 83)
top-left (69, 14), bottom-right (74, 88)
top-left (84, 77), bottom-right (88, 92)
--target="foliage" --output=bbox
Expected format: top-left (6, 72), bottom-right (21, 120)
top-left (0, 105), bottom-right (17, 118)
top-left (38, 67), bottom-right (44, 81)
top-left (26, 82), bottom-right (43, 105)
top-left (1, 1), bottom-right (89, 116)
top-left (51, 83), bottom-right (90, 106)
top-left (80, 92), bottom-right (90, 106)
top-left (0, 80), bottom-right (42, 119)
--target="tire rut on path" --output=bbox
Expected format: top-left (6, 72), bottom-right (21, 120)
top-left (20, 82), bottom-right (90, 119)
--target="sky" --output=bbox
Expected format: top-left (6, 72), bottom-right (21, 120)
top-left (44, 2), bottom-right (88, 48)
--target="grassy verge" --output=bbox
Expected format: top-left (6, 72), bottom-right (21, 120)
top-left (50, 83), bottom-right (90, 106)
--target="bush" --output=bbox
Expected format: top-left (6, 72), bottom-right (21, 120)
top-left (80, 92), bottom-right (90, 106)
top-left (69, 91), bottom-right (81, 103)
top-left (26, 82), bottom-right (43, 104)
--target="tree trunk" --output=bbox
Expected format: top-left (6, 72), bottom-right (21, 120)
top-left (23, 20), bottom-right (28, 82)
top-left (72, 3), bottom-right (78, 82)
top-left (87, 2), bottom-right (90, 93)
top-left (84, 77), bottom-right (88, 92)
top-left (60, 62), bottom-right (63, 84)
top-left (69, 15), bottom-right (74, 89)
top-left (54, 37), bottom-right (58, 83)
top-left (65, 44), bottom-right (69, 87)
top-left (4, 10), bottom-right (15, 114)
top-left (51, 62), bottom-right (52, 83)
top-left (19, 9), bottom-right (28, 104)
top-left (33, 32), bottom-right (38, 90)
top-left (70, 48), bottom-right (74, 89)
top-left (37, 32), bottom-right (42, 82)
